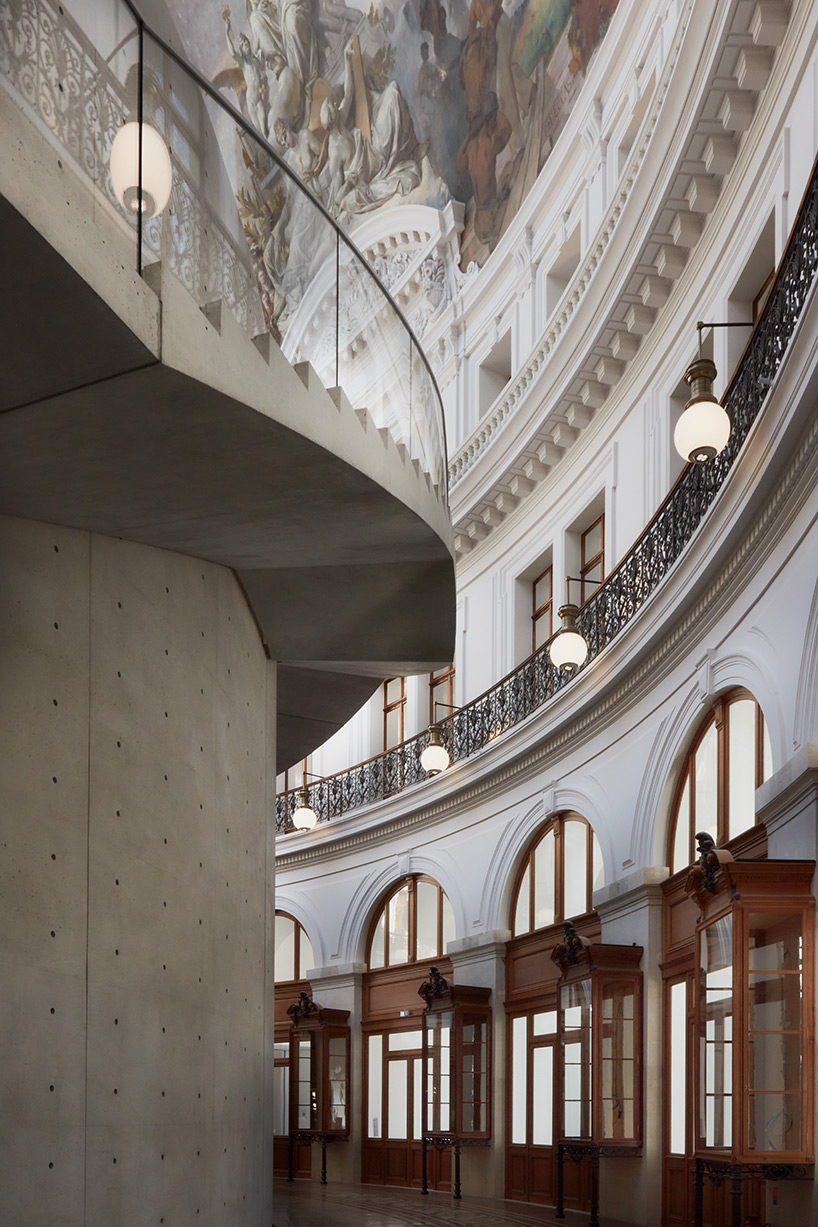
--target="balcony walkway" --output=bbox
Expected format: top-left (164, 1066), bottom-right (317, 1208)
top-left (273, 1179), bottom-right (636, 1227)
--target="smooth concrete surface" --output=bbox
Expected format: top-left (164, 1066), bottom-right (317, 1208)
top-left (273, 1179), bottom-right (638, 1227)
top-left (0, 515), bottom-right (275, 1226)
top-left (0, 85), bottom-right (456, 769)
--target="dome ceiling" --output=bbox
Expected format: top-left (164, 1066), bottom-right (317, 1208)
top-left (169, 0), bottom-right (620, 259)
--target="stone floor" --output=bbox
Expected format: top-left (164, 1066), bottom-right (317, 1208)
top-left (273, 1179), bottom-right (634, 1227)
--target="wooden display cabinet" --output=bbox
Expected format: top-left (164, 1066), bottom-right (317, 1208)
top-left (418, 966), bottom-right (491, 1199)
top-left (685, 840), bottom-right (815, 1227)
top-left (551, 922), bottom-right (643, 1227)
top-left (286, 991), bottom-right (350, 1184)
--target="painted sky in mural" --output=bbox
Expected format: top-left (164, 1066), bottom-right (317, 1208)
top-left (175, 0), bottom-right (619, 253)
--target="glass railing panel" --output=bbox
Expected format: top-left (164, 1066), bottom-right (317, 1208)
top-left (0, 0), bottom-right (139, 260)
top-left (336, 242), bottom-right (412, 454)
top-left (141, 31), bottom-right (266, 339)
top-left (2, 0), bottom-right (447, 487)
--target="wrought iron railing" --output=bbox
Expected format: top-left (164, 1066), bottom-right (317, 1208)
top-left (276, 144), bottom-right (818, 833)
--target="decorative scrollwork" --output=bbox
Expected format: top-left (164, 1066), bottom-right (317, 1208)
top-left (287, 990), bottom-right (318, 1018)
top-left (418, 965), bottom-right (450, 1007)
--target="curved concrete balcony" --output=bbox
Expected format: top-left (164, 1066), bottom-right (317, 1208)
top-left (0, 0), bottom-right (455, 768)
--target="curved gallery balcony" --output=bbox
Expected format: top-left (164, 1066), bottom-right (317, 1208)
top-left (0, 0), bottom-right (455, 767)
top-left (276, 144), bottom-right (818, 830)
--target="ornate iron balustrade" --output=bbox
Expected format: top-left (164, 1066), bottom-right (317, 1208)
top-left (276, 145), bottom-right (818, 835)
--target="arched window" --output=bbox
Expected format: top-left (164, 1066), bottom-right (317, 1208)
top-left (667, 689), bottom-right (772, 873)
top-left (510, 813), bottom-right (604, 937)
top-left (366, 876), bottom-right (455, 970)
top-left (275, 911), bottom-right (314, 983)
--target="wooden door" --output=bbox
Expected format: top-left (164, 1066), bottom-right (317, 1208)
top-left (272, 1037), bottom-right (311, 1179)
top-left (362, 1028), bottom-right (451, 1189)
top-left (505, 1010), bottom-right (590, 1210)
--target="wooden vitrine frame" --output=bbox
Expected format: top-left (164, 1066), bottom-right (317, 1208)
top-left (686, 849), bottom-right (815, 1168)
top-left (552, 924), bottom-right (644, 1149)
top-left (286, 990), bottom-right (351, 1183)
top-left (418, 966), bottom-right (492, 1198)
top-left (551, 923), bottom-right (643, 1227)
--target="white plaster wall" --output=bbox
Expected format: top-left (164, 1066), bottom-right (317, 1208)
top-left (0, 515), bottom-right (276, 1227)
top-left (304, 0), bottom-right (818, 781)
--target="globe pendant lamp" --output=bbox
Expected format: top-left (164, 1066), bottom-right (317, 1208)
top-left (291, 785), bottom-right (318, 832)
top-left (110, 121), bottom-right (173, 218)
top-left (549, 603), bottom-right (588, 671)
top-left (421, 723), bottom-right (450, 776)
top-left (674, 355), bottom-right (731, 463)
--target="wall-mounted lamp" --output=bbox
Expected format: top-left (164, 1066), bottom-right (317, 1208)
top-left (548, 578), bottom-right (590, 672)
top-left (289, 772), bottom-right (325, 832)
top-left (674, 321), bottom-right (751, 463)
top-left (110, 121), bottom-right (173, 218)
top-left (421, 703), bottom-right (458, 776)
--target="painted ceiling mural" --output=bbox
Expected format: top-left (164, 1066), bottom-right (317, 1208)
top-left (174, 0), bottom-right (620, 261)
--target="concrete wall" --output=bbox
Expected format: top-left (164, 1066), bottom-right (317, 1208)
top-left (0, 514), bottom-right (276, 1227)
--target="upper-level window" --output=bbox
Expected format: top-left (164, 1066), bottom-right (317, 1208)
top-left (532, 565), bottom-right (553, 651)
top-left (277, 756), bottom-right (308, 794)
top-left (275, 911), bottom-right (314, 983)
top-left (580, 515), bottom-right (604, 599)
top-left (511, 814), bottom-right (604, 937)
top-left (430, 662), bottom-right (455, 722)
top-left (667, 689), bottom-right (773, 874)
top-left (367, 876), bottom-right (455, 970)
top-left (383, 677), bottom-right (406, 751)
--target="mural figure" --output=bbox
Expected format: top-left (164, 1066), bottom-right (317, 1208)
top-left (455, 91), bottom-right (510, 244)
top-left (207, 0), bottom-right (621, 327)
top-left (222, 8), bottom-right (270, 135)
top-left (320, 39), bottom-right (427, 219)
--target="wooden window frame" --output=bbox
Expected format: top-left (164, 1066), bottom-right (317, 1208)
top-left (383, 677), bottom-right (406, 752)
top-left (752, 267), bottom-right (775, 322)
top-left (280, 757), bottom-right (308, 795)
top-left (532, 565), bottom-right (554, 652)
top-left (275, 909), bottom-right (312, 983)
top-left (666, 688), bottom-right (768, 871)
top-left (429, 662), bottom-right (455, 724)
top-left (579, 514), bottom-right (605, 600)
top-left (365, 875), bottom-right (448, 970)
top-left (509, 813), bottom-right (598, 937)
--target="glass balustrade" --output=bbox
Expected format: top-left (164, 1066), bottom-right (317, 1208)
top-left (0, 0), bottom-right (447, 498)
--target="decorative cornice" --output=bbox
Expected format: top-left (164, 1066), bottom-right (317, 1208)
top-left (447, 0), bottom-right (693, 491)
top-left (277, 364), bottom-right (818, 870)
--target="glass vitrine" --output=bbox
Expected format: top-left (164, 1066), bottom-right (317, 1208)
top-left (418, 967), bottom-right (491, 1198)
top-left (286, 991), bottom-right (350, 1183)
top-left (686, 845), bottom-right (815, 1200)
top-left (552, 924), bottom-right (643, 1226)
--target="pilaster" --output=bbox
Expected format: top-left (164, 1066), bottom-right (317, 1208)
top-left (447, 931), bottom-right (511, 1200)
top-left (594, 868), bottom-right (669, 1227)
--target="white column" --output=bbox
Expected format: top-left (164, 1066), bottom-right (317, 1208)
top-left (593, 868), bottom-right (668, 1227)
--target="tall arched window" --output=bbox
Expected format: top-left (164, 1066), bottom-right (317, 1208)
top-left (510, 813), bottom-right (604, 937)
top-left (667, 689), bottom-right (772, 874)
top-left (275, 911), bottom-right (314, 983)
top-left (366, 876), bottom-right (455, 970)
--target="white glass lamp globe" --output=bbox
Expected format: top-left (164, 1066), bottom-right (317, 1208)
top-left (549, 604), bottom-right (588, 671)
top-left (291, 788), bottom-right (318, 831)
top-left (110, 121), bottom-right (173, 219)
top-left (675, 357), bottom-right (731, 463)
top-left (421, 741), bottom-right (450, 775)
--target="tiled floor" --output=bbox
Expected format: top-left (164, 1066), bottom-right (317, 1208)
top-left (273, 1179), bottom-right (633, 1227)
